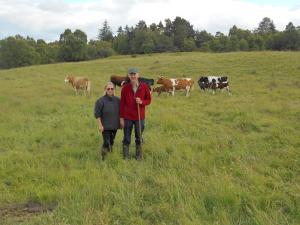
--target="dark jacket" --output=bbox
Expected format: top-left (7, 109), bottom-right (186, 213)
top-left (94, 95), bottom-right (120, 130)
top-left (120, 82), bottom-right (151, 120)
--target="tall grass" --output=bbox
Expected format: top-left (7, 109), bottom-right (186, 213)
top-left (0, 52), bottom-right (299, 225)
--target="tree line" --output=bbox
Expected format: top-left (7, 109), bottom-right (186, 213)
top-left (0, 17), bottom-right (299, 69)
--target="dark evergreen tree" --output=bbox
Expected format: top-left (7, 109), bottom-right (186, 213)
top-left (98, 20), bottom-right (113, 42)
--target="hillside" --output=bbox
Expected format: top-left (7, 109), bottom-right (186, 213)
top-left (0, 52), bottom-right (299, 225)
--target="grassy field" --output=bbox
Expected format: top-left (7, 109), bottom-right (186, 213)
top-left (0, 52), bottom-right (299, 225)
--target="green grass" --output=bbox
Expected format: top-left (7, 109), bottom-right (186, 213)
top-left (0, 52), bottom-right (299, 225)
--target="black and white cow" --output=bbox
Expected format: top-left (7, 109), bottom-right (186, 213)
top-left (198, 76), bottom-right (231, 94)
top-left (139, 77), bottom-right (155, 91)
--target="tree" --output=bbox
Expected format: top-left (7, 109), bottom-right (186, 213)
top-left (229, 25), bottom-right (252, 40)
top-left (157, 21), bottom-right (164, 34)
top-left (256, 17), bottom-right (276, 34)
top-left (183, 37), bottom-right (196, 51)
top-left (87, 40), bottom-right (115, 59)
top-left (59, 29), bottom-right (87, 61)
top-left (131, 29), bottom-right (154, 54)
top-left (150, 23), bottom-right (157, 31)
top-left (136, 20), bottom-right (147, 30)
top-left (229, 35), bottom-right (240, 51)
top-left (164, 18), bottom-right (173, 37)
top-left (285, 22), bottom-right (295, 31)
top-left (282, 22), bottom-right (300, 50)
top-left (0, 35), bottom-right (40, 68)
top-left (98, 20), bottom-right (113, 42)
top-left (239, 39), bottom-right (249, 51)
top-left (113, 33), bottom-right (130, 54)
top-left (117, 26), bottom-right (124, 35)
top-left (208, 39), bottom-right (222, 52)
top-left (195, 30), bottom-right (213, 49)
top-left (247, 36), bottom-right (259, 51)
top-left (152, 31), bottom-right (174, 52)
top-left (47, 41), bottom-right (60, 63)
top-left (171, 17), bottom-right (195, 50)
top-left (36, 39), bottom-right (52, 64)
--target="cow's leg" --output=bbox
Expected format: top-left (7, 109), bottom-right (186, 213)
top-left (227, 86), bottom-right (232, 95)
top-left (172, 87), bottom-right (175, 96)
top-left (74, 87), bottom-right (78, 95)
top-left (186, 86), bottom-right (190, 97)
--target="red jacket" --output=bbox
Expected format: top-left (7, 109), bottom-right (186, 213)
top-left (120, 82), bottom-right (151, 120)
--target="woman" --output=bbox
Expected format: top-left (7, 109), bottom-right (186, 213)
top-left (94, 82), bottom-right (120, 160)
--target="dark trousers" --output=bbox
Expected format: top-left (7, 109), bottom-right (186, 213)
top-left (122, 119), bottom-right (144, 146)
top-left (102, 130), bottom-right (117, 148)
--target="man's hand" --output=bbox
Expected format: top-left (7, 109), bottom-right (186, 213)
top-left (136, 97), bottom-right (143, 104)
top-left (120, 118), bottom-right (124, 129)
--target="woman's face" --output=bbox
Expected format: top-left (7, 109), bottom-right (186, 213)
top-left (105, 84), bottom-right (115, 96)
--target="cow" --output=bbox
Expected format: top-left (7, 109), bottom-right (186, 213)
top-left (139, 77), bottom-right (155, 92)
top-left (64, 75), bottom-right (91, 95)
top-left (110, 75), bottom-right (154, 91)
top-left (156, 76), bottom-right (194, 97)
top-left (152, 85), bottom-right (171, 96)
top-left (198, 76), bottom-right (231, 94)
top-left (110, 75), bottom-right (129, 87)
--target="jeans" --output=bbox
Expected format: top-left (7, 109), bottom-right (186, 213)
top-left (102, 130), bottom-right (117, 148)
top-left (123, 119), bottom-right (144, 146)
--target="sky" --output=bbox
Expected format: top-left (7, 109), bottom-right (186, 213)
top-left (0, 0), bottom-right (299, 42)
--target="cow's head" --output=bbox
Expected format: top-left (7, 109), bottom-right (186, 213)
top-left (157, 76), bottom-right (165, 84)
top-left (64, 75), bottom-right (72, 83)
top-left (220, 76), bottom-right (228, 82)
top-left (198, 76), bottom-right (208, 83)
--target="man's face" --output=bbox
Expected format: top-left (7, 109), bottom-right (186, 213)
top-left (128, 72), bottom-right (139, 83)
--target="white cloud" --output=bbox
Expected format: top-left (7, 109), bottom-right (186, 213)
top-left (0, 0), bottom-right (299, 41)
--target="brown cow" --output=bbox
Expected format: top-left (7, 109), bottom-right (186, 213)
top-left (153, 85), bottom-right (171, 96)
top-left (64, 75), bottom-right (91, 95)
top-left (110, 75), bottom-right (129, 87)
top-left (156, 76), bottom-right (194, 96)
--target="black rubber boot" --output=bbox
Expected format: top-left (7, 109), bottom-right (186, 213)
top-left (123, 145), bottom-right (129, 160)
top-left (101, 147), bottom-right (109, 160)
top-left (135, 144), bottom-right (143, 160)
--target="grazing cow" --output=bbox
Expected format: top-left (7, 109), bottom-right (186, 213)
top-left (139, 77), bottom-right (155, 91)
top-left (152, 85), bottom-right (171, 96)
top-left (156, 76), bottom-right (194, 96)
top-left (64, 75), bottom-right (91, 95)
top-left (198, 76), bottom-right (231, 94)
top-left (110, 75), bottom-right (129, 87)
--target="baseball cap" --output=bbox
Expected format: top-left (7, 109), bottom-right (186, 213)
top-left (128, 68), bottom-right (139, 74)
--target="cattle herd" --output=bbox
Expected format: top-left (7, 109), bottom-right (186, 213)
top-left (64, 74), bottom-right (231, 96)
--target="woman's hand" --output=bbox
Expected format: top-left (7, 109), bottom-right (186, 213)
top-left (120, 118), bottom-right (124, 129)
top-left (98, 125), bottom-right (104, 133)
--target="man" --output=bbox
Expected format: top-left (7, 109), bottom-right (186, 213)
top-left (120, 68), bottom-right (152, 160)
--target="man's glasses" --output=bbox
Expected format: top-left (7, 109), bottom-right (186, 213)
top-left (106, 88), bottom-right (114, 91)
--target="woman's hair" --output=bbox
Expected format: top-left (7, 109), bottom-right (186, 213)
top-left (104, 81), bottom-right (115, 95)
